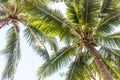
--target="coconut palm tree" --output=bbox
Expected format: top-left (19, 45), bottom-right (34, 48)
top-left (24, 0), bottom-right (120, 80)
top-left (0, 0), bottom-right (58, 80)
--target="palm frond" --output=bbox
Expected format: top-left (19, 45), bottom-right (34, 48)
top-left (95, 0), bottom-right (120, 33)
top-left (99, 46), bottom-right (120, 57)
top-left (66, 0), bottom-right (102, 28)
top-left (96, 23), bottom-right (115, 34)
top-left (37, 45), bottom-right (76, 80)
top-left (95, 35), bottom-right (120, 49)
top-left (99, 46), bottom-right (120, 69)
top-left (29, 24), bottom-right (58, 51)
top-left (98, 46), bottom-right (120, 79)
top-left (25, 0), bottom-right (65, 23)
top-left (96, 14), bottom-right (120, 34)
top-left (24, 26), bottom-right (50, 60)
top-left (1, 26), bottom-right (21, 80)
top-left (30, 20), bottom-right (75, 46)
top-left (101, 0), bottom-right (120, 14)
top-left (90, 60), bottom-right (103, 80)
top-left (66, 52), bottom-right (91, 80)
top-left (103, 58), bottom-right (120, 79)
top-left (24, 0), bottom-right (76, 42)
top-left (107, 31), bottom-right (120, 38)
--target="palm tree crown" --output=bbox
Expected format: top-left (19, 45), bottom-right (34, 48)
top-left (24, 0), bottom-right (120, 80)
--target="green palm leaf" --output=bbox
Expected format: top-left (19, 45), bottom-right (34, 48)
top-left (24, 26), bottom-right (50, 60)
top-left (66, 53), bottom-right (91, 80)
top-left (28, 24), bottom-right (58, 51)
top-left (103, 58), bottom-right (120, 79)
top-left (66, 0), bottom-right (101, 28)
top-left (95, 0), bottom-right (120, 33)
top-left (24, 0), bottom-right (76, 42)
top-left (1, 26), bottom-right (21, 80)
top-left (95, 34), bottom-right (120, 49)
top-left (24, 0), bottom-right (65, 23)
top-left (107, 31), bottom-right (120, 38)
top-left (37, 45), bottom-right (76, 80)
top-left (89, 60), bottom-right (102, 80)
top-left (99, 46), bottom-right (120, 68)
top-left (99, 46), bottom-right (120, 57)
top-left (96, 14), bottom-right (120, 34)
top-left (101, 0), bottom-right (120, 14)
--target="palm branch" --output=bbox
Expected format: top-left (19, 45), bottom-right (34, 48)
top-left (1, 27), bottom-right (21, 80)
top-left (37, 45), bottom-right (76, 80)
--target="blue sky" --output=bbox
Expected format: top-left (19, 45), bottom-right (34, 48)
top-left (0, 2), bottom-right (66, 80)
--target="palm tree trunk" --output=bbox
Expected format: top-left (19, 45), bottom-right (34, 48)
top-left (85, 43), bottom-right (112, 80)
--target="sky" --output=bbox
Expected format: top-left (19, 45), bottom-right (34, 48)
top-left (0, 2), bottom-right (66, 80)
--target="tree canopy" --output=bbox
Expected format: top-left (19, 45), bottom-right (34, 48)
top-left (0, 0), bottom-right (120, 80)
